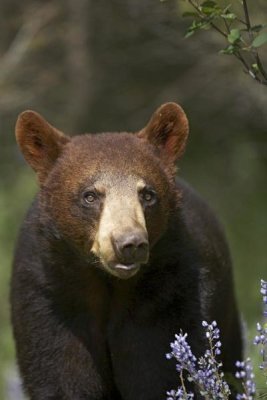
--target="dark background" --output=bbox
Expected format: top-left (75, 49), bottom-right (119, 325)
top-left (0, 0), bottom-right (266, 398)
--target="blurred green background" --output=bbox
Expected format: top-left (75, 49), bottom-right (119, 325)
top-left (0, 0), bottom-right (266, 398)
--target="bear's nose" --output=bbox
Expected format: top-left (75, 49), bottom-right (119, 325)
top-left (112, 231), bottom-right (149, 264)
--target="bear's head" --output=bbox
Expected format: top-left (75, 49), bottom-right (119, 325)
top-left (15, 103), bottom-right (189, 279)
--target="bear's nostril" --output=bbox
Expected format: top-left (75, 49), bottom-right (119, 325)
top-left (137, 242), bottom-right (148, 250)
top-left (123, 242), bottom-right (135, 250)
top-left (113, 233), bottom-right (149, 264)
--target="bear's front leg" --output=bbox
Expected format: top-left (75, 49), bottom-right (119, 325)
top-left (12, 287), bottom-right (117, 400)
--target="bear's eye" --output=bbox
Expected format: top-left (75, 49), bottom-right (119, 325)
top-left (139, 187), bottom-right (157, 206)
top-left (82, 191), bottom-right (97, 206)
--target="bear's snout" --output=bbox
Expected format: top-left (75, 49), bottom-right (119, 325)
top-left (111, 229), bottom-right (149, 265)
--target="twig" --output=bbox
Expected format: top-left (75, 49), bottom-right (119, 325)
top-left (242, 0), bottom-right (267, 84)
top-left (188, 0), bottom-right (228, 38)
top-left (185, 0), bottom-right (267, 86)
top-left (243, 0), bottom-right (253, 42)
top-left (179, 370), bottom-right (188, 397)
top-left (223, 18), bottom-right (231, 34)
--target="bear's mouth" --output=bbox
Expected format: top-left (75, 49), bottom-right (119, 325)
top-left (106, 262), bottom-right (141, 279)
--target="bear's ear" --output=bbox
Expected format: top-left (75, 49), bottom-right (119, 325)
top-left (15, 110), bottom-right (70, 184)
top-left (138, 102), bottom-right (189, 162)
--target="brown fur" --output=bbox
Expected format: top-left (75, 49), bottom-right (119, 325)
top-left (15, 110), bottom-right (69, 183)
top-left (11, 103), bottom-right (242, 400)
top-left (138, 102), bottom-right (189, 162)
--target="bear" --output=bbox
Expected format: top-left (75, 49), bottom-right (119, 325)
top-left (11, 103), bottom-right (242, 400)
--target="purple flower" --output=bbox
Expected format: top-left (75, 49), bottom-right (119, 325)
top-left (167, 280), bottom-right (267, 400)
top-left (254, 279), bottom-right (267, 371)
top-left (199, 321), bottom-right (230, 398)
top-left (260, 280), bottom-right (267, 318)
top-left (167, 332), bottom-right (197, 375)
top-left (236, 279), bottom-right (267, 400)
top-left (166, 321), bottom-right (230, 399)
top-left (167, 388), bottom-right (194, 400)
top-left (202, 320), bottom-right (221, 356)
top-left (235, 358), bottom-right (255, 400)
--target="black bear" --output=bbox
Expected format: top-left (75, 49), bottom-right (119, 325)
top-left (11, 103), bottom-right (242, 400)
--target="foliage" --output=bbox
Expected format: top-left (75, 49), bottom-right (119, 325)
top-left (167, 280), bottom-right (267, 399)
top-left (167, 321), bottom-right (230, 399)
top-left (181, 0), bottom-right (267, 86)
top-left (0, 0), bottom-right (267, 398)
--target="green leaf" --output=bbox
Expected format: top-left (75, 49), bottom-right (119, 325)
top-left (221, 13), bottom-right (236, 20)
top-left (201, 7), bottom-right (215, 14)
top-left (184, 19), bottom-right (212, 38)
top-left (252, 63), bottom-right (259, 72)
top-left (251, 24), bottom-right (265, 32)
top-left (252, 32), bottom-right (267, 48)
top-left (227, 29), bottom-right (241, 44)
top-left (219, 44), bottom-right (235, 55)
top-left (184, 30), bottom-right (195, 38)
top-left (200, 0), bottom-right (221, 16)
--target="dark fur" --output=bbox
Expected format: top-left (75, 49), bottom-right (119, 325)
top-left (11, 104), bottom-right (242, 400)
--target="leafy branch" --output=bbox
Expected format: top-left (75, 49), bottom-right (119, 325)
top-left (182, 0), bottom-right (267, 86)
